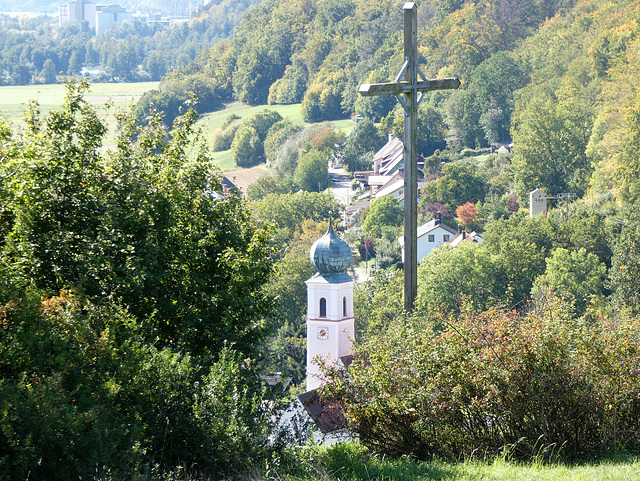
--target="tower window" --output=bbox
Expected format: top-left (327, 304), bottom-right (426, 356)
top-left (343, 296), bottom-right (347, 317)
top-left (319, 297), bottom-right (327, 318)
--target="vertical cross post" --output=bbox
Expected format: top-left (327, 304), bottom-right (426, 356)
top-left (358, 2), bottom-right (460, 313)
top-left (403, 2), bottom-right (419, 313)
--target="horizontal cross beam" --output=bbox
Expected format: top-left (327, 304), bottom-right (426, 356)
top-left (358, 78), bottom-right (460, 97)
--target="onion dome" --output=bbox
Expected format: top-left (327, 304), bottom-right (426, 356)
top-left (309, 218), bottom-right (352, 274)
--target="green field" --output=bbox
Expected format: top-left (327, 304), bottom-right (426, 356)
top-left (0, 81), bottom-right (161, 147)
top-left (0, 82), bottom-right (357, 173)
top-left (0, 82), bottom-right (160, 122)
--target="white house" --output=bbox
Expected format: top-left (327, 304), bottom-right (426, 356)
top-left (450, 230), bottom-right (483, 247)
top-left (372, 173), bottom-right (405, 205)
top-left (372, 136), bottom-right (404, 175)
top-left (399, 217), bottom-right (458, 263)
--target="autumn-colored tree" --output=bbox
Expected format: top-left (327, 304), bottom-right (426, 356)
top-left (456, 201), bottom-right (479, 230)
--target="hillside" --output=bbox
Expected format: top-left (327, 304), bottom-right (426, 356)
top-left (151, 0), bottom-right (640, 205)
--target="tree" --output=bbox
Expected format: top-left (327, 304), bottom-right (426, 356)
top-left (134, 89), bottom-right (184, 128)
top-left (212, 117), bottom-right (243, 152)
top-left (248, 108), bottom-right (283, 141)
top-left (274, 124), bottom-right (339, 177)
top-left (301, 70), bottom-right (349, 122)
top-left (263, 120), bottom-right (301, 164)
top-left (511, 96), bottom-right (593, 197)
top-left (362, 196), bottom-right (403, 238)
top-left (0, 80), bottom-right (277, 479)
top-left (231, 123), bottom-right (264, 167)
top-left (455, 201), bottom-right (479, 230)
top-left (532, 247), bottom-right (606, 315)
top-left (421, 163), bottom-right (487, 211)
top-left (294, 149), bottom-right (329, 192)
top-left (250, 191), bottom-right (342, 234)
top-left (143, 50), bottom-right (167, 81)
top-left (381, 104), bottom-right (447, 157)
top-left (246, 174), bottom-right (297, 200)
top-left (67, 50), bottom-right (82, 75)
top-left (416, 243), bottom-right (500, 314)
top-left (41, 58), bottom-right (57, 84)
top-left (342, 118), bottom-right (385, 172)
top-left (608, 206), bottom-right (640, 316)
top-left (4, 79), bottom-right (276, 358)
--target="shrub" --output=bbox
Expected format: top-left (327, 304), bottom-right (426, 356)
top-left (0, 293), bottom-right (270, 480)
top-left (322, 301), bottom-right (640, 460)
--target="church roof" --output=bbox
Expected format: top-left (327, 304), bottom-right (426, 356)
top-left (309, 220), bottom-right (352, 275)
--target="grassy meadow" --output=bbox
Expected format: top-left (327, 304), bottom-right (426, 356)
top-left (0, 81), bottom-right (160, 147)
top-left (0, 82), bottom-right (356, 173)
top-left (0, 81), bottom-right (160, 121)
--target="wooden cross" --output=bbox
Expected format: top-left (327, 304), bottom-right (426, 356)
top-left (358, 2), bottom-right (460, 313)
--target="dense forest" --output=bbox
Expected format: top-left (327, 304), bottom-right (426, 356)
top-left (2, 0), bottom-right (640, 479)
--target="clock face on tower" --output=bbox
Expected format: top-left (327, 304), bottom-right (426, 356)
top-left (317, 326), bottom-right (329, 340)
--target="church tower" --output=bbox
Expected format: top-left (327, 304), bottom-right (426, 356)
top-left (306, 220), bottom-right (354, 391)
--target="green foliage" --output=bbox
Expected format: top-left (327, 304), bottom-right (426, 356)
top-left (212, 116), bottom-right (243, 151)
top-left (354, 268), bottom-right (404, 339)
top-left (214, 109), bottom-right (283, 157)
top-left (41, 58), bottom-right (57, 84)
top-left (232, 123), bottom-right (265, 167)
top-left (134, 88), bottom-right (185, 127)
top-left (301, 70), bottom-right (350, 122)
top-left (380, 104), bottom-right (447, 158)
top-left (294, 149), bottom-right (329, 192)
top-left (421, 162), bottom-right (487, 212)
top-left (532, 247), bottom-right (607, 315)
top-left (608, 206), bottom-right (640, 316)
top-left (362, 196), bottom-right (403, 238)
top-left (264, 119), bottom-right (301, 164)
top-left (342, 118), bottom-right (385, 173)
top-left (0, 79), bottom-right (276, 479)
top-left (250, 190), bottom-right (342, 234)
top-left (268, 57), bottom-right (309, 105)
top-left (248, 108), bottom-right (284, 141)
top-left (274, 124), bottom-right (343, 177)
top-left (3, 80), bottom-right (276, 358)
top-left (445, 51), bottom-right (528, 148)
top-left (323, 305), bottom-right (640, 460)
top-left (512, 96), bottom-right (593, 197)
top-left (246, 174), bottom-right (298, 201)
top-left (416, 243), bottom-right (499, 314)
top-left (355, 70), bottom-right (397, 122)
top-left (0, 292), bottom-right (269, 479)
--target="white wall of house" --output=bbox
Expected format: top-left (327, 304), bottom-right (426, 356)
top-left (416, 226), bottom-right (454, 262)
top-left (399, 219), bottom-right (457, 263)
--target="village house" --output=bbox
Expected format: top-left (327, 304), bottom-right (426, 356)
top-left (398, 216), bottom-right (458, 264)
top-left (450, 230), bottom-right (483, 247)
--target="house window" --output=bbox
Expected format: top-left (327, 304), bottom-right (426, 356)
top-left (443, 234), bottom-right (450, 242)
top-left (343, 296), bottom-right (347, 317)
top-left (319, 298), bottom-right (327, 318)
top-left (428, 234), bottom-right (435, 242)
